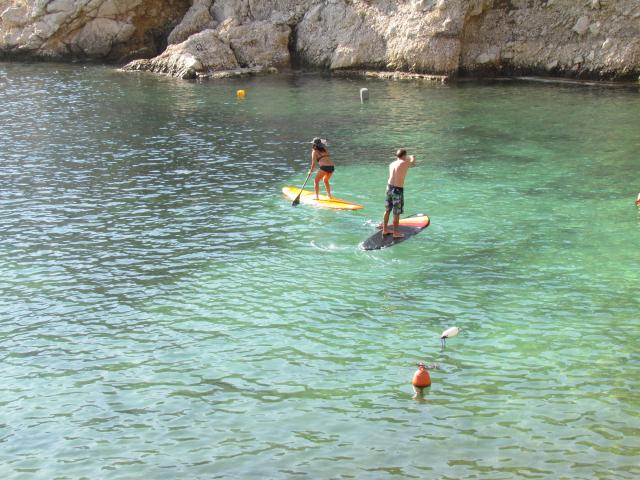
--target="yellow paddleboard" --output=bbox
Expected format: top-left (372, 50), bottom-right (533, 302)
top-left (282, 187), bottom-right (364, 210)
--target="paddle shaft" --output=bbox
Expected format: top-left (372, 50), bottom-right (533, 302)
top-left (292, 170), bottom-right (312, 206)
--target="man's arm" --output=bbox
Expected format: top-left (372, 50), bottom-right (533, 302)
top-left (408, 155), bottom-right (417, 167)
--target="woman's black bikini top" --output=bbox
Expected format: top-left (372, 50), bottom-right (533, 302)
top-left (315, 152), bottom-right (330, 163)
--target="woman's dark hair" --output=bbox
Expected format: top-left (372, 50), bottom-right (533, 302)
top-left (312, 137), bottom-right (327, 151)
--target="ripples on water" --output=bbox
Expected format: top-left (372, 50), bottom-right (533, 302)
top-left (1, 63), bottom-right (639, 479)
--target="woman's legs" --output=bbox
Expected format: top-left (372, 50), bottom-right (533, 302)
top-left (314, 171), bottom-right (333, 199)
top-left (314, 171), bottom-right (324, 199)
top-left (323, 172), bottom-right (333, 198)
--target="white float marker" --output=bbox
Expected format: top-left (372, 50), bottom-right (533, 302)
top-left (440, 326), bottom-right (460, 349)
top-left (360, 88), bottom-right (369, 103)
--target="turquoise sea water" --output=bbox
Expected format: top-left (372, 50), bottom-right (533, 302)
top-left (1, 63), bottom-right (639, 479)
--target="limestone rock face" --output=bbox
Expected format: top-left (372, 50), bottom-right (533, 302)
top-left (217, 19), bottom-right (291, 68)
top-left (210, 0), bottom-right (311, 24)
top-left (122, 29), bottom-right (238, 79)
top-left (1, 0), bottom-right (639, 79)
top-left (459, 0), bottom-right (640, 79)
top-left (73, 18), bottom-right (136, 57)
top-left (296, 2), bottom-right (387, 70)
top-left (295, 0), bottom-right (468, 73)
top-left (0, 0), bottom-right (190, 60)
top-left (167, 0), bottom-right (216, 45)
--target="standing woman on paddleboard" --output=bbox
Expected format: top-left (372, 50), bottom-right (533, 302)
top-left (309, 137), bottom-right (335, 200)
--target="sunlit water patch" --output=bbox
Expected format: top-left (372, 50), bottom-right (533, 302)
top-left (1, 62), bottom-right (639, 479)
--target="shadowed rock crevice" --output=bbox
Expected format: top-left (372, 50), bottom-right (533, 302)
top-left (287, 20), bottom-right (300, 69)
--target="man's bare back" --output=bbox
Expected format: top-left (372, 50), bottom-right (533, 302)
top-left (382, 150), bottom-right (416, 238)
top-left (387, 155), bottom-right (416, 187)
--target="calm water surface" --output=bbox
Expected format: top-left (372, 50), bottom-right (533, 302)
top-left (1, 63), bottom-right (639, 479)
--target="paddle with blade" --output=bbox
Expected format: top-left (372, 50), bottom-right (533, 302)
top-left (292, 170), bottom-right (312, 206)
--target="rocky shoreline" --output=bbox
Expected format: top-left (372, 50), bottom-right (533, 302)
top-left (1, 0), bottom-right (639, 82)
top-left (332, 70), bottom-right (449, 83)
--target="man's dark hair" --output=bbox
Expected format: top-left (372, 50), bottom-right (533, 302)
top-left (396, 148), bottom-right (407, 158)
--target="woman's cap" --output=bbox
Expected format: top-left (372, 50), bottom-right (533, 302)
top-left (311, 137), bottom-right (327, 147)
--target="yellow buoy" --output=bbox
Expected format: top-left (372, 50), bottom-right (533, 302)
top-left (236, 89), bottom-right (246, 98)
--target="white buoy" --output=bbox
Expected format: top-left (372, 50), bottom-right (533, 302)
top-left (440, 326), bottom-right (460, 349)
top-left (360, 88), bottom-right (369, 103)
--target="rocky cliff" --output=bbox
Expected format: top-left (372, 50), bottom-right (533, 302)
top-left (1, 0), bottom-right (639, 80)
top-left (0, 0), bottom-right (191, 61)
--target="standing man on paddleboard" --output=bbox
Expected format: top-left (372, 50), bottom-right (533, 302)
top-left (382, 149), bottom-right (416, 238)
top-left (309, 138), bottom-right (335, 200)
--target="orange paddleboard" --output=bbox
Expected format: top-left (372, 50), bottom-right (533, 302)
top-left (282, 187), bottom-right (364, 210)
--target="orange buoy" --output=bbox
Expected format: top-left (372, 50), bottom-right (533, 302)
top-left (412, 363), bottom-right (431, 400)
top-left (236, 89), bottom-right (246, 98)
top-left (412, 363), bottom-right (432, 388)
